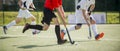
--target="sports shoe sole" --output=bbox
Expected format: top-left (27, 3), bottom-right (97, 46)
top-left (3, 26), bottom-right (7, 34)
top-left (95, 32), bottom-right (104, 40)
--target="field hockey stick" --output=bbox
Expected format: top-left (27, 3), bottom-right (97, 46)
top-left (60, 16), bottom-right (75, 44)
top-left (88, 24), bottom-right (92, 39)
top-left (87, 12), bottom-right (92, 39)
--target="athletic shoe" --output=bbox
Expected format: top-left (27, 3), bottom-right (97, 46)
top-left (3, 26), bottom-right (7, 34)
top-left (32, 30), bottom-right (40, 35)
top-left (22, 23), bottom-right (30, 33)
top-left (60, 30), bottom-right (65, 40)
top-left (95, 32), bottom-right (104, 40)
top-left (58, 39), bottom-right (67, 45)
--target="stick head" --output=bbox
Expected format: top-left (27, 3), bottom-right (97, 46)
top-left (71, 41), bottom-right (78, 45)
top-left (88, 36), bottom-right (92, 39)
top-left (71, 41), bottom-right (75, 44)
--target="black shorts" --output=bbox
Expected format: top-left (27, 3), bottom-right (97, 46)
top-left (41, 8), bottom-right (56, 25)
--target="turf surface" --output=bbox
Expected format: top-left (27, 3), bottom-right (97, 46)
top-left (0, 24), bottom-right (120, 51)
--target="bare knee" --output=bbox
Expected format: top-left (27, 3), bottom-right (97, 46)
top-left (30, 16), bottom-right (36, 21)
top-left (43, 27), bottom-right (48, 31)
top-left (42, 24), bottom-right (49, 31)
top-left (52, 18), bottom-right (60, 25)
top-left (91, 20), bottom-right (96, 24)
top-left (15, 18), bottom-right (22, 24)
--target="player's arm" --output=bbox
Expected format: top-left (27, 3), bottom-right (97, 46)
top-left (29, 3), bottom-right (36, 10)
top-left (54, 0), bottom-right (65, 19)
top-left (18, 0), bottom-right (26, 10)
top-left (89, 4), bottom-right (95, 12)
top-left (57, 5), bottom-right (66, 19)
top-left (18, 0), bottom-right (22, 8)
top-left (82, 9), bottom-right (90, 26)
top-left (88, 4), bottom-right (95, 15)
top-left (56, 5), bottom-right (66, 26)
top-left (56, 5), bottom-right (66, 20)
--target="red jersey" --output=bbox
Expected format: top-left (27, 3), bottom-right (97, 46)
top-left (44, 0), bottom-right (62, 11)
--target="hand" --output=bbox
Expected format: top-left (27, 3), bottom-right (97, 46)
top-left (86, 21), bottom-right (90, 26)
top-left (86, 17), bottom-right (90, 21)
top-left (29, 6), bottom-right (36, 10)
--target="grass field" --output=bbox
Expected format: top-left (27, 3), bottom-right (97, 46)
top-left (0, 24), bottom-right (120, 51)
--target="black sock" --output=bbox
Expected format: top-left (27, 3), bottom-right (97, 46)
top-left (55, 25), bottom-right (62, 41)
top-left (29, 25), bottom-right (43, 30)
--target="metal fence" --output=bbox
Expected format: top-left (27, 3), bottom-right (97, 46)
top-left (0, 0), bottom-right (120, 26)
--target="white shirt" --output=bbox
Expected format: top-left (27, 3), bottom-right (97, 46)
top-left (21, 0), bottom-right (33, 9)
top-left (77, 0), bottom-right (95, 10)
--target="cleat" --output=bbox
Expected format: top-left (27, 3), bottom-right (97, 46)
top-left (58, 39), bottom-right (67, 45)
top-left (32, 30), bottom-right (40, 35)
top-left (60, 30), bottom-right (65, 40)
top-left (32, 31), bottom-right (36, 35)
top-left (95, 32), bottom-right (104, 40)
top-left (22, 23), bottom-right (30, 33)
top-left (3, 26), bottom-right (7, 34)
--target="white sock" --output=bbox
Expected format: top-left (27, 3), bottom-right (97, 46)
top-left (63, 25), bottom-right (76, 34)
top-left (31, 21), bottom-right (36, 25)
top-left (6, 20), bottom-right (16, 28)
top-left (91, 24), bottom-right (98, 36)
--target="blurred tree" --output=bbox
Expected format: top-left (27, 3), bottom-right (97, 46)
top-left (0, 0), bottom-right (119, 12)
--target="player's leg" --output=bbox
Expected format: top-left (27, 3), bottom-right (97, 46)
top-left (90, 16), bottom-right (104, 40)
top-left (43, 7), bottom-right (67, 44)
top-left (90, 16), bottom-right (98, 36)
top-left (3, 9), bottom-right (26, 34)
top-left (22, 9), bottom-right (52, 32)
top-left (22, 19), bottom-right (67, 45)
top-left (60, 24), bottom-right (82, 40)
top-left (60, 10), bottom-right (83, 40)
top-left (29, 16), bottom-right (40, 35)
top-left (22, 23), bottom-right (44, 33)
top-left (53, 17), bottom-right (67, 44)
top-left (3, 9), bottom-right (24, 34)
top-left (3, 17), bottom-right (22, 34)
top-left (24, 9), bottom-right (40, 35)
